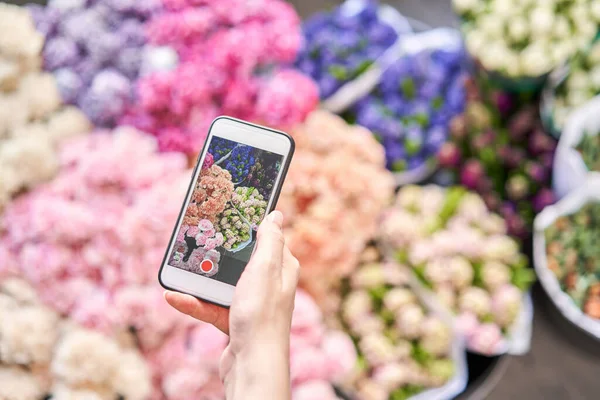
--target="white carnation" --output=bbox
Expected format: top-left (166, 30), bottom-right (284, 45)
top-left (530, 7), bottom-right (555, 37)
top-left (479, 15), bottom-right (505, 37)
top-left (507, 17), bottom-right (529, 43)
top-left (0, 366), bottom-right (45, 400)
top-left (465, 30), bottom-right (487, 59)
top-left (0, 304), bottom-right (59, 365)
top-left (520, 43), bottom-right (552, 76)
top-left (480, 41), bottom-right (511, 71)
top-left (51, 328), bottom-right (121, 388)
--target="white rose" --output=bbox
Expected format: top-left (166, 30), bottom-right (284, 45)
top-left (481, 41), bottom-right (511, 71)
top-left (567, 90), bottom-right (591, 108)
top-left (590, 66), bottom-right (600, 88)
top-left (521, 43), bottom-right (552, 76)
top-left (553, 16), bottom-right (571, 40)
top-left (466, 30), bottom-right (486, 55)
top-left (480, 15), bottom-right (505, 37)
top-left (576, 21), bottom-right (597, 41)
top-left (592, 1), bottom-right (600, 21)
top-left (453, 0), bottom-right (479, 14)
top-left (491, 0), bottom-right (514, 16)
top-left (530, 7), bottom-right (555, 37)
top-left (567, 71), bottom-right (590, 91)
top-left (551, 42), bottom-right (574, 65)
top-left (570, 4), bottom-right (589, 23)
top-left (504, 51), bottom-right (522, 77)
top-left (508, 17), bottom-right (529, 43)
top-left (588, 44), bottom-right (600, 64)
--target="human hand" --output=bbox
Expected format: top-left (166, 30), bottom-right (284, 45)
top-left (164, 210), bottom-right (300, 399)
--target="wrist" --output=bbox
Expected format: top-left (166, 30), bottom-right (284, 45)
top-left (223, 334), bottom-right (291, 400)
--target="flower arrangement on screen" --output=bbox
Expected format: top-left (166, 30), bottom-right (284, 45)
top-left (183, 163), bottom-right (234, 226)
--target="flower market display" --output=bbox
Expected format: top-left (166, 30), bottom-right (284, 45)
top-left (0, 278), bottom-right (151, 400)
top-left (454, 0), bottom-right (600, 85)
top-left (277, 110), bottom-right (395, 306)
top-left (121, 0), bottom-right (319, 154)
top-left (438, 77), bottom-right (557, 239)
top-left (295, 0), bottom-right (402, 99)
top-left (545, 40), bottom-right (600, 133)
top-left (543, 202), bottom-right (600, 320)
top-left (346, 46), bottom-right (467, 178)
top-left (28, 0), bottom-right (160, 127)
top-left (338, 246), bottom-right (465, 400)
top-left (379, 185), bottom-right (534, 355)
top-left (0, 3), bottom-right (90, 212)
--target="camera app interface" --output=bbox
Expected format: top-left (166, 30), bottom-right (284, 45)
top-left (168, 136), bottom-right (283, 285)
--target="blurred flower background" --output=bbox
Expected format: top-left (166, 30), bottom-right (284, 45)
top-left (1, 0), bottom-right (600, 399)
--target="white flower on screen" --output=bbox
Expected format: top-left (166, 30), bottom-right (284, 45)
top-left (567, 71), bottom-right (590, 92)
top-left (590, 66), bottom-right (600, 88)
top-left (503, 51), bottom-right (522, 77)
top-left (567, 90), bottom-right (591, 109)
top-left (490, 0), bottom-right (514, 16)
top-left (571, 3), bottom-right (590, 23)
top-left (577, 20), bottom-right (597, 41)
top-left (551, 42), bottom-right (574, 65)
top-left (592, 1), bottom-right (600, 21)
top-left (480, 41), bottom-right (510, 71)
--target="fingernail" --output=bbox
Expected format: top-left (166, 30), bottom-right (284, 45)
top-left (267, 210), bottom-right (283, 228)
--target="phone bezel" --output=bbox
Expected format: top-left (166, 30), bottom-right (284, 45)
top-left (158, 116), bottom-right (295, 308)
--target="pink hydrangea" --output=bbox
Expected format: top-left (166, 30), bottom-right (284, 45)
top-left (277, 111), bottom-right (394, 305)
top-left (124, 0), bottom-right (316, 154)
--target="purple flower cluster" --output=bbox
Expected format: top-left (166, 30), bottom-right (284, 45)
top-left (350, 48), bottom-right (468, 173)
top-left (28, 0), bottom-right (160, 126)
top-left (295, 1), bottom-right (398, 98)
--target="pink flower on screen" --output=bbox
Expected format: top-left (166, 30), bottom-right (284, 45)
top-left (195, 234), bottom-right (208, 246)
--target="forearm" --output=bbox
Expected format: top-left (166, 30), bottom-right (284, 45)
top-left (224, 338), bottom-right (291, 400)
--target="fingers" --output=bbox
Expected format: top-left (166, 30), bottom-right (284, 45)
top-left (248, 211), bottom-right (285, 277)
top-left (281, 245), bottom-right (300, 298)
top-left (164, 291), bottom-right (229, 335)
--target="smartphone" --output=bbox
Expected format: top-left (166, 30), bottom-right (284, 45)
top-left (159, 116), bottom-right (295, 307)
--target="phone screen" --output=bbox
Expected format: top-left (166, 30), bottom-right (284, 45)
top-left (167, 135), bottom-right (283, 286)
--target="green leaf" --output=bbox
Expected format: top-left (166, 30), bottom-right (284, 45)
top-left (328, 64), bottom-right (349, 80)
top-left (432, 96), bottom-right (444, 110)
top-left (392, 159), bottom-right (407, 172)
top-left (401, 78), bottom-right (416, 99)
top-left (411, 343), bottom-right (433, 365)
top-left (512, 268), bottom-right (536, 291)
top-left (352, 60), bottom-right (373, 77)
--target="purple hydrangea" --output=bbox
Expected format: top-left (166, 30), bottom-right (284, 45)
top-left (33, 0), bottom-right (157, 126)
top-left (296, 1), bottom-right (403, 99)
top-left (349, 47), bottom-right (468, 173)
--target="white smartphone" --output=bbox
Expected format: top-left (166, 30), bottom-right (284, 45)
top-left (159, 116), bottom-right (295, 308)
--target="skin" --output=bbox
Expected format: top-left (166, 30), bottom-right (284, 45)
top-left (165, 210), bottom-right (300, 400)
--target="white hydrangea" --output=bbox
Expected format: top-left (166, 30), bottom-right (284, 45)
top-left (0, 304), bottom-right (59, 365)
top-left (51, 328), bottom-right (121, 388)
top-left (0, 366), bottom-right (45, 400)
top-left (112, 350), bottom-right (152, 400)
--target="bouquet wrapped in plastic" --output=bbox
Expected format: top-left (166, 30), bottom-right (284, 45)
top-left (379, 185), bottom-right (534, 355)
top-left (28, 0), bottom-right (161, 127)
top-left (277, 110), bottom-right (395, 307)
top-left (0, 278), bottom-right (151, 400)
top-left (0, 3), bottom-right (90, 212)
top-left (438, 77), bottom-right (557, 239)
top-left (454, 0), bottom-right (600, 89)
top-left (339, 247), bottom-right (466, 400)
top-left (122, 0), bottom-right (318, 153)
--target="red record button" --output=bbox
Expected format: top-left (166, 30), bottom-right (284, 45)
top-left (200, 259), bottom-right (214, 273)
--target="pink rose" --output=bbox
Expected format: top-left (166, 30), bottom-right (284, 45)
top-left (321, 330), bottom-right (357, 381)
